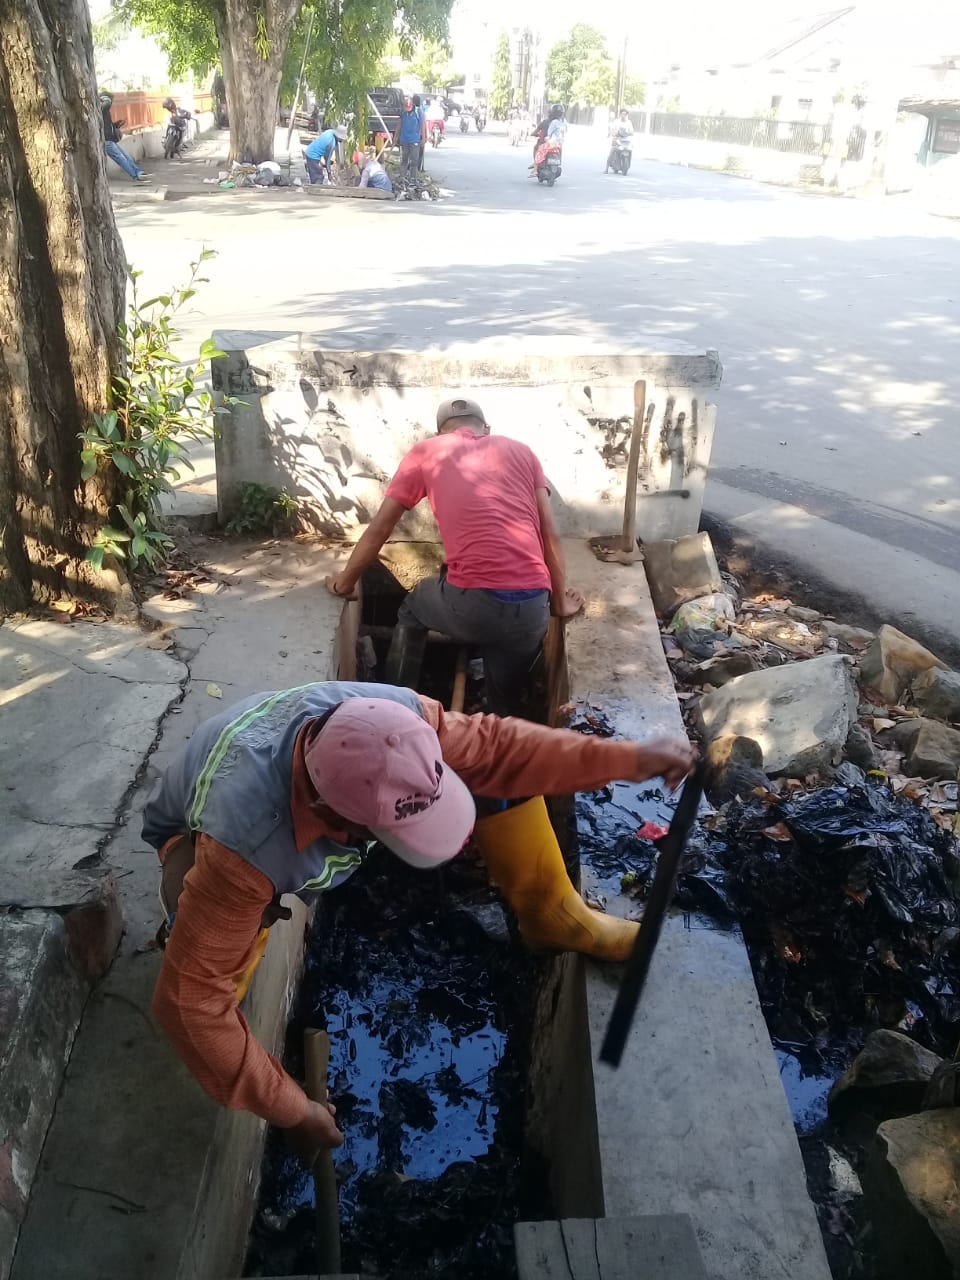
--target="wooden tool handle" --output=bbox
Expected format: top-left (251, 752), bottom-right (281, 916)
top-left (621, 379), bottom-right (647, 554)
top-left (304, 1028), bottom-right (342, 1276)
top-left (450, 647), bottom-right (468, 714)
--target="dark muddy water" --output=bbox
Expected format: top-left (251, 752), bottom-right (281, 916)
top-left (246, 845), bottom-right (536, 1279)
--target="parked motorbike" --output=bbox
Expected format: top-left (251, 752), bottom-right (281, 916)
top-left (534, 138), bottom-right (562, 186)
top-left (430, 119), bottom-right (444, 147)
top-left (162, 99), bottom-right (192, 159)
top-left (606, 134), bottom-right (632, 175)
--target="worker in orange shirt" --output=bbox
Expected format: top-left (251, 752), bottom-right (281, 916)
top-left (144, 681), bottom-right (694, 1156)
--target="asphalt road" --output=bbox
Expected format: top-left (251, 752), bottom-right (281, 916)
top-left (116, 124), bottom-right (960, 655)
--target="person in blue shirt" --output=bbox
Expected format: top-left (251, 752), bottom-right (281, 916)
top-left (304, 125), bottom-right (346, 185)
top-left (358, 149), bottom-right (393, 193)
top-left (396, 95), bottom-right (423, 189)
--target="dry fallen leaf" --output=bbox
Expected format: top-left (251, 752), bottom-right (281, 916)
top-left (206, 682), bottom-right (223, 699)
top-left (763, 822), bottom-right (793, 842)
top-left (51, 599), bottom-right (78, 614)
top-left (873, 717), bottom-right (896, 732)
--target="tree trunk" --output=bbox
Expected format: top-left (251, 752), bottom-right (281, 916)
top-left (221, 0), bottom-right (301, 163)
top-left (212, 0), bottom-right (238, 159)
top-left (0, 0), bottom-right (126, 612)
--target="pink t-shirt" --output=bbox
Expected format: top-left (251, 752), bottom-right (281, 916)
top-left (385, 429), bottom-right (552, 590)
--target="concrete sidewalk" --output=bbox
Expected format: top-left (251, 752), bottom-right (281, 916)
top-left (110, 127), bottom-right (309, 205)
top-left (6, 534), bottom-right (348, 1280)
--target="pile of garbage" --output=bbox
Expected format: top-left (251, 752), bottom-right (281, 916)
top-left (606, 530), bottom-right (960, 1279)
top-left (639, 532), bottom-right (960, 815)
top-left (380, 154), bottom-right (446, 201)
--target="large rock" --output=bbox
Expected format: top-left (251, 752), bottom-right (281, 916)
top-left (642, 532), bottom-right (723, 617)
top-left (844, 722), bottom-right (881, 771)
top-left (859, 625), bottom-right (946, 703)
top-left (865, 1109), bottom-right (960, 1280)
top-left (821, 620), bottom-right (875, 650)
top-left (911, 667), bottom-right (960, 724)
top-left (829, 1030), bottom-right (942, 1115)
top-left (697, 655), bottom-right (858, 778)
top-left (893, 718), bottom-right (960, 780)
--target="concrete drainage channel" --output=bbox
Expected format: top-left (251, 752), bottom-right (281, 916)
top-left (6, 341), bottom-right (860, 1280)
top-left (240, 538), bottom-right (829, 1280)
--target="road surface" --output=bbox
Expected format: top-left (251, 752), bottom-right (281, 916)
top-left (115, 124), bottom-right (960, 656)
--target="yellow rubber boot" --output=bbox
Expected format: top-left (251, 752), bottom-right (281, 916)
top-left (235, 927), bottom-right (270, 1003)
top-left (472, 797), bottom-right (639, 962)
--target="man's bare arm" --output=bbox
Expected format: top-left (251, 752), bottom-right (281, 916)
top-left (325, 497), bottom-right (407, 600)
top-left (536, 488), bottom-right (584, 618)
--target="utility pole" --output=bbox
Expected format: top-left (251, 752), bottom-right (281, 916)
top-left (616, 32), bottom-right (628, 113)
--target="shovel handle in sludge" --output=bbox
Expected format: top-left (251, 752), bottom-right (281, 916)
top-left (599, 763), bottom-right (706, 1069)
top-left (304, 1027), bottom-right (342, 1276)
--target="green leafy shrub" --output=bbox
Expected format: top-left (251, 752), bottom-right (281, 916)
top-left (79, 249), bottom-right (228, 572)
top-left (225, 483), bottom-right (299, 537)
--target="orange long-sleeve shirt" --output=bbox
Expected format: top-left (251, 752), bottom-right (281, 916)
top-left (152, 697), bottom-right (640, 1127)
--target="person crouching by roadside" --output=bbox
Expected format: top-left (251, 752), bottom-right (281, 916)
top-left (358, 149), bottom-right (393, 193)
top-left (304, 125), bottom-right (346, 185)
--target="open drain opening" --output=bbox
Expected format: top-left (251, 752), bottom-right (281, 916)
top-left (246, 557), bottom-right (562, 1279)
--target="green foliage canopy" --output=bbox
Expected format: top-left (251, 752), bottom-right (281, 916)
top-left (544, 22), bottom-right (606, 104)
top-left (489, 30), bottom-right (511, 119)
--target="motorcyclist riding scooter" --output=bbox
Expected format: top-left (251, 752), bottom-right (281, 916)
top-left (605, 108), bottom-right (634, 175)
top-left (532, 103), bottom-right (564, 186)
top-left (425, 98), bottom-right (445, 147)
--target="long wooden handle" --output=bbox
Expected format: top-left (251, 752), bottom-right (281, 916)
top-left (600, 764), bottom-right (705, 1068)
top-left (621, 379), bottom-right (647, 554)
top-left (450, 647), bottom-right (468, 714)
top-left (304, 1028), bottom-right (342, 1276)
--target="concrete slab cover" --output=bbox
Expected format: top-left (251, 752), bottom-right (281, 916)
top-left (210, 335), bottom-right (721, 546)
top-left (559, 545), bottom-right (829, 1280)
top-left (515, 1215), bottom-right (707, 1278)
top-left (0, 619), bottom-right (186, 907)
top-left (0, 912), bottom-right (90, 1280)
top-left (586, 918), bottom-right (831, 1280)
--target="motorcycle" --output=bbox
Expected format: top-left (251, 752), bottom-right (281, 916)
top-left (474, 109), bottom-right (486, 133)
top-left (534, 137), bottom-right (562, 186)
top-left (459, 112), bottom-right (470, 133)
top-left (606, 133), bottom-right (632, 175)
top-left (162, 105), bottom-right (192, 159)
top-left (429, 119), bottom-right (444, 147)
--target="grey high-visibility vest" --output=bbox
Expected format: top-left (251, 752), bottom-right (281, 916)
top-left (142, 681), bottom-right (424, 899)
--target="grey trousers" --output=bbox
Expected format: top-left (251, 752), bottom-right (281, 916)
top-left (395, 574), bottom-right (549, 716)
top-left (400, 143), bottom-right (419, 185)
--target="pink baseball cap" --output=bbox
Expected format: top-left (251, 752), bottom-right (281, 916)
top-left (305, 699), bottom-right (475, 869)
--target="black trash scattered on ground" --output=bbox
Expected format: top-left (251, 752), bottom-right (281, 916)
top-left (570, 702), bottom-right (960, 1280)
top-left (246, 835), bottom-right (536, 1279)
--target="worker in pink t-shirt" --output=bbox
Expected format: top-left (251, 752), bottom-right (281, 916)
top-left (326, 396), bottom-right (583, 715)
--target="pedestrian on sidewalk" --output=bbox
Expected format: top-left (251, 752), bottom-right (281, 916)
top-left (396, 95), bottom-right (423, 190)
top-left (304, 125), bottom-right (346, 185)
top-left (325, 397), bottom-right (584, 717)
top-left (99, 91), bottom-right (150, 182)
top-left (144, 681), bottom-right (694, 1157)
